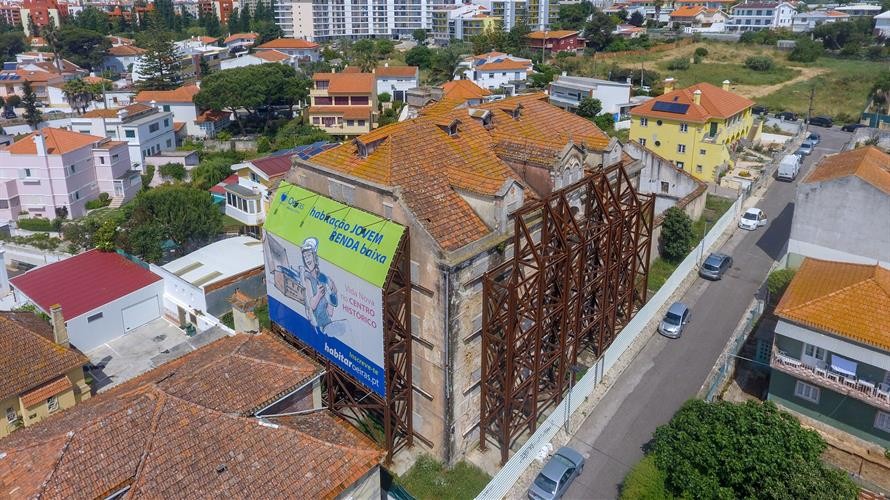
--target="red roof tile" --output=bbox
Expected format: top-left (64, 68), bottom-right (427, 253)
top-left (20, 376), bottom-right (72, 408)
top-left (526, 30), bottom-right (579, 39)
top-left (375, 65), bottom-right (418, 78)
top-left (249, 152), bottom-right (296, 178)
top-left (313, 72), bottom-right (375, 94)
top-left (256, 37), bottom-right (319, 50)
top-left (0, 312), bottom-right (88, 401)
top-left (255, 49), bottom-right (289, 62)
top-left (134, 84), bottom-right (200, 104)
top-left (803, 146), bottom-right (890, 195)
top-left (10, 250), bottom-right (162, 320)
top-left (4, 127), bottom-right (102, 155)
top-left (107, 44), bottom-right (145, 56)
top-left (224, 32), bottom-right (258, 44)
top-left (631, 82), bottom-right (754, 123)
top-left (210, 173), bottom-right (239, 194)
top-left (477, 60), bottom-right (532, 71)
top-left (442, 79), bottom-right (492, 100)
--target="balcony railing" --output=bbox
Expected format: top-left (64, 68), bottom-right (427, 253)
top-left (772, 348), bottom-right (890, 412)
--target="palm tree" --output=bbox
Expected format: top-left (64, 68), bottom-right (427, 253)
top-left (62, 78), bottom-right (95, 114)
top-left (41, 25), bottom-right (64, 74)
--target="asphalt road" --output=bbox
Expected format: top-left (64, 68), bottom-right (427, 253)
top-left (563, 127), bottom-right (852, 500)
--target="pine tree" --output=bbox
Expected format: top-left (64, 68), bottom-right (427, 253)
top-left (21, 80), bottom-right (42, 129)
top-left (239, 7), bottom-right (251, 33)
top-left (136, 35), bottom-right (182, 91)
top-left (227, 8), bottom-right (239, 35)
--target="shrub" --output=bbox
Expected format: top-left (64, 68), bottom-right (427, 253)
top-left (17, 217), bottom-right (55, 232)
top-left (594, 113), bottom-right (615, 132)
top-left (789, 38), bottom-right (823, 63)
top-left (767, 268), bottom-right (796, 299)
top-left (141, 164), bottom-right (155, 190)
top-left (620, 455), bottom-right (670, 500)
top-left (256, 136), bottom-right (271, 154)
top-left (694, 47), bottom-right (708, 57)
top-left (216, 130), bottom-right (232, 141)
top-left (85, 193), bottom-right (112, 210)
top-left (666, 57), bottom-right (690, 70)
top-left (378, 92), bottom-right (391, 104)
top-left (159, 162), bottom-right (187, 181)
top-left (660, 207), bottom-right (695, 263)
top-left (745, 56), bottom-right (774, 71)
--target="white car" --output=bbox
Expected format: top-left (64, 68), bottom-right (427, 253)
top-left (738, 208), bottom-right (767, 230)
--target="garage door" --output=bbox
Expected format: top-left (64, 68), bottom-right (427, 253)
top-left (122, 296), bottom-right (160, 331)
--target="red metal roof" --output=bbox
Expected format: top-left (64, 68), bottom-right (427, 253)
top-left (10, 250), bottom-right (161, 320)
top-left (210, 173), bottom-right (239, 194)
top-left (251, 152), bottom-right (296, 178)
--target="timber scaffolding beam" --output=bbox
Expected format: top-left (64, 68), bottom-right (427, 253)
top-left (479, 164), bottom-right (654, 464)
top-left (271, 231), bottom-right (415, 463)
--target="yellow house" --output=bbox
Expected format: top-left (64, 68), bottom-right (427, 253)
top-left (630, 79), bottom-right (759, 182)
top-left (0, 310), bottom-right (91, 439)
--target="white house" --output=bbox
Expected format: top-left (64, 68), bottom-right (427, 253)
top-left (70, 103), bottom-right (176, 168)
top-left (374, 64), bottom-right (419, 101)
top-left (669, 6), bottom-right (728, 32)
top-left (548, 75), bottom-right (632, 122)
top-left (727, 1), bottom-right (796, 31)
top-left (223, 32), bottom-right (258, 52)
top-left (792, 9), bottom-right (851, 32)
top-left (150, 236), bottom-right (265, 331)
top-left (9, 250), bottom-right (164, 352)
top-left (219, 49), bottom-right (299, 70)
top-left (254, 38), bottom-right (320, 64)
top-left (456, 52), bottom-right (533, 93)
top-left (101, 44), bottom-right (146, 75)
top-left (875, 11), bottom-right (890, 37)
top-left (134, 84), bottom-right (206, 137)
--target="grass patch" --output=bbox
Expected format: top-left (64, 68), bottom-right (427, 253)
top-left (620, 455), bottom-right (673, 500)
top-left (220, 311), bottom-right (235, 329)
top-left (755, 57), bottom-right (882, 120)
top-left (648, 257), bottom-right (677, 292)
top-left (653, 62), bottom-right (799, 88)
top-left (398, 454), bottom-right (491, 500)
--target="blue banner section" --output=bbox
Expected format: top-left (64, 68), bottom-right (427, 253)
top-left (269, 296), bottom-right (386, 397)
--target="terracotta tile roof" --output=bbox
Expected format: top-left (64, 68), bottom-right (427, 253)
top-left (134, 83), bottom-right (200, 104)
top-left (255, 49), bottom-right (289, 62)
top-left (375, 65), bottom-right (419, 78)
top-left (4, 127), bottom-right (102, 155)
top-left (631, 82), bottom-right (754, 123)
top-left (471, 51), bottom-right (506, 60)
top-left (80, 102), bottom-right (154, 119)
top-left (803, 146), bottom-right (890, 195)
top-left (20, 376), bottom-right (72, 408)
top-left (313, 72), bottom-right (375, 94)
top-left (173, 121), bottom-right (186, 132)
top-left (308, 105), bottom-right (372, 120)
top-left (106, 35), bottom-right (135, 45)
top-left (526, 30), bottom-right (579, 39)
top-left (477, 60), bottom-right (532, 71)
top-left (107, 44), bottom-right (145, 56)
top-left (305, 93), bottom-right (610, 251)
top-left (4, 69), bottom-right (61, 83)
top-left (0, 312), bottom-right (87, 402)
top-left (196, 109), bottom-right (231, 123)
top-left (776, 258), bottom-right (890, 352)
top-left (0, 333), bottom-right (380, 499)
top-left (824, 9), bottom-right (849, 16)
top-left (671, 5), bottom-right (705, 16)
top-left (442, 79), bottom-right (492, 100)
top-left (196, 35), bottom-right (219, 44)
top-left (256, 37), bottom-right (319, 50)
top-left (10, 249), bottom-right (162, 321)
top-left (224, 32), bottom-right (258, 44)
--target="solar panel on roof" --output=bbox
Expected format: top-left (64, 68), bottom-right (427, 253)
top-left (651, 101), bottom-right (690, 114)
top-left (2, 62), bottom-right (16, 70)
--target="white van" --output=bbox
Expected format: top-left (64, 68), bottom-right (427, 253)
top-left (777, 154), bottom-right (801, 181)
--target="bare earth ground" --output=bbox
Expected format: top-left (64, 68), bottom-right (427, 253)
top-left (733, 66), bottom-right (830, 98)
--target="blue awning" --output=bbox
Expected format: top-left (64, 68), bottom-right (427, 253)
top-left (830, 355), bottom-right (857, 378)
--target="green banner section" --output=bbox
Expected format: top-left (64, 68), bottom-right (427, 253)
top-left (265, 182), bottom-right (405, 288)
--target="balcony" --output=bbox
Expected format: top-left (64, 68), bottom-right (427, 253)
top-left (772, 348), bottom-right (890, 412)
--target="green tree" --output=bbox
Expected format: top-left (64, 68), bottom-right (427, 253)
top-left (871, 70), bottom-right (890, 113)
top-left (117, 184), bottom-right (222, 262)
top-left (72, 6), bottom-right (111, 34)
top-left (227, 8), bottom-right (240, 35)
top-left (136, 34), bottom-right (182, 90)
top-left (652, 400), bottom-right (858, 499)
top-left (158, 162), bottom-right (187, 181)
top-left (378, 92), bottom-right (391, 105)
top-left (351, 39), bottom-right (377, 72)
top-left (583, 8), bottom-right (616, 51)
top-left (405, 45), bottom-right (432, 69)
top-left (744, 55), bottom-right (774, 71)
top-left (577, 96), bottom-right (603, 118)
top-left (412, 29), bottom-right (428, 43)
top-left (21, 80), bottom-right (42, 128)
top-left (593, 113), bottom-right (614, 132)
top-left (556, 1), bottom-right (593, 30)
top-left (694, 47), bottom-right (708, 58)
top-left (58, 27), bottom-right (110, 70)
top-left (190, 155), bottom-right (238, 190)
top-left (0, 31), bottom-right (27, 63)
top-left (788, 38), bottom-right (823, 62)
top-left (766, 268), bottom-right (796, 299)
top-left (628, 11), bottom-right (645, 27)
top-left (660, 207), bottom-right (694, 262)
top-left (430, 45), bottom-right (463, 84)
top-left (375, 38), bottom-right (395, 60)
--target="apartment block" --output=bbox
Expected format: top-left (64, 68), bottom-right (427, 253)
top-left (308, 71), bottom-right (378, 137)
top-left (70, 103), bottom-right (176, 168)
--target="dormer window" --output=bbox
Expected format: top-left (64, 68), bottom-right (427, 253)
top-left (436, 118), bottom-right (461, 137)
top-left (354, 137), bottom-right (385, 158)
top-left (501, 103), bottom-right (523, 120)
top-left (316, 80), bottom-right (329, 90)
top-left (447, 122), bottom-right (459, 136)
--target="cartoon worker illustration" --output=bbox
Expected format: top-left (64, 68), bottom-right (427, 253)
top-left (300, 237), bottom-right (350, 338)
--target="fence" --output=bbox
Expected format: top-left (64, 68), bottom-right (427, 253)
top-left (702, 297), bottom-right (765, 402)
top-left (475, 193), bottom-right (744, 499)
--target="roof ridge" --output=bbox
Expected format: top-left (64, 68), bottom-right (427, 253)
top-left (35, 431), bottom-right (76, 496)
top-left (780, 268), bottom-right (875, 314)
top-left (125, 387), bottom-right (170, 495)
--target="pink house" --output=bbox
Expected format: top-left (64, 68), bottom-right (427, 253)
top-left (0, 128), bottom-right (140, 222)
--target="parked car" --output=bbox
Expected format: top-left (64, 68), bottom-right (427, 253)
top-left (808, 116), bottom-right (833, 128)
top-left (775, 111), bottom-right (798, 121)
top-left (658, 302), bottom-right (691, 339)
top-left (44, 109), bottom-right (63, 115)
top-left (752, 105), bottom-right (768, 116)
top-left (699, 253), bottom-right (733, 280)
top-left (796, 141), bottom-right (814, 156)
top-left (841, 123), bottom-right (865, 132)
top-left (738, 207), bottom-right (767, 230)
top-left (807, 132), bottom-right (820, 144)
top-left (777, 153), bottom-right (801, 181)
top-left (527, 447), bottom-right (585, 500)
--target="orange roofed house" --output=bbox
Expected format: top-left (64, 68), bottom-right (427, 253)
top-left (0, 331), bottom-right (384, 498)
top-left (668, 6), bottom-right (728, 32)
top-left (308, 71), bottom-right (377, 136)
top-left (768, 258), bottom-right (890, 449)
top-left (254, 37), bottom-right (320, 64)
top-left (0, 311), bottom-right (91, 440)
top-left (290, 93), bottom-right (634, 460)
top-left (526, 30), bottom-right (584, 54)
top-left (455, 51), bottom-right (534, 94)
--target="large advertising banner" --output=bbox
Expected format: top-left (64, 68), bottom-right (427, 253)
top-left (263, 182), bottom-right (405, 397)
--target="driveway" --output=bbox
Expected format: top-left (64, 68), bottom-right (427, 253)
top-left (563, 126), bottom-right (851, 499)
top-left (86, 318), bottom-right (229, 391)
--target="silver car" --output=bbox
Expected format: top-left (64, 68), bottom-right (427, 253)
top-left (699, 252), bottom-right (732, 280)
top-left (658, 302), bottom-right (690, 339)
top-left (527, 447), bottom-right (585, 499)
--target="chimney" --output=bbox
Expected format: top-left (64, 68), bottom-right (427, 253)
top-left (117, 108), bottom-right (128, 120)
top-left (561, 71), bottom-right (567, 77)
top-left (150, 99), bottom-right (158, 110)
top-left (32, 132), bottom-right (46, 156)
top-left (663, 77), bottom-right (675, 94)
top-left (722, 79), bottom-right (731, 91)
top-left (693, 89), bottom-right (702, 105)
top-left (49, 304), bottom-right (69, 347)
